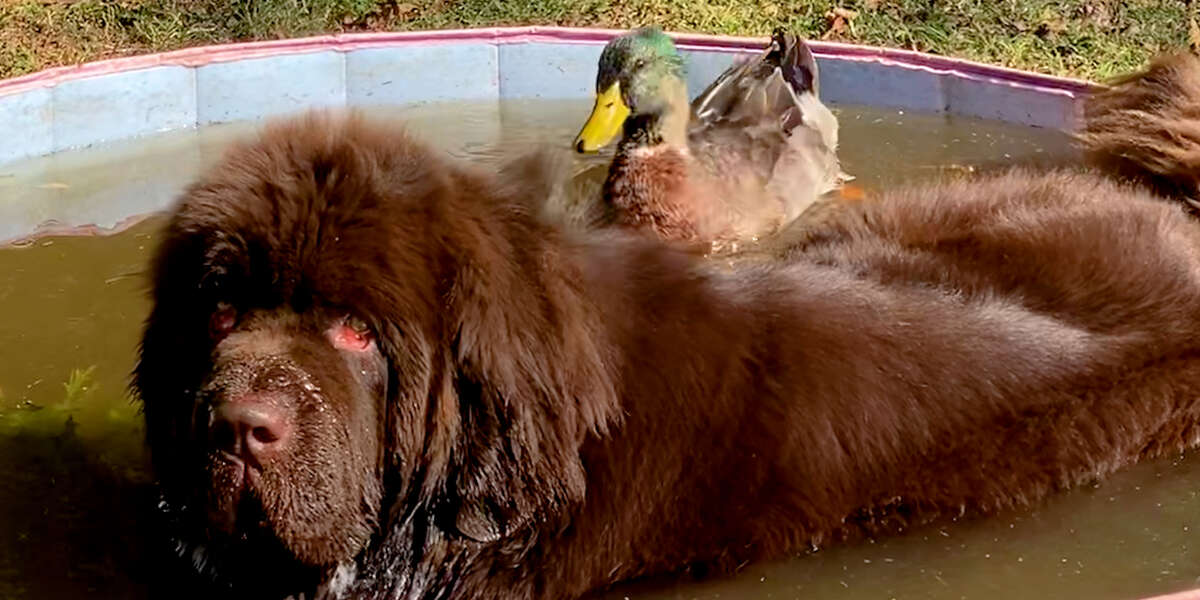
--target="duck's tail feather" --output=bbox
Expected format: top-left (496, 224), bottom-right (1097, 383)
top-left (690, 31), bottom-right (826, 137)
top-left (768, 28), bottom-right (819, 98)
top-left (1078, 52), bottom-right (1200, 213)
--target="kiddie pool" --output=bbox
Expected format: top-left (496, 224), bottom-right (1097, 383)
top-left (0, 26), bottom-right (1096, 244)
top-left (1, 26), bottom-right (1198, 600)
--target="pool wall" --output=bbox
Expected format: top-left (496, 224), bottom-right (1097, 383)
top-left (0, 26), bottom-right (1096, 169)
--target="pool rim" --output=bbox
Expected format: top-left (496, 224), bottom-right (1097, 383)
top-left (0, 26), bottom-right (1098, 100)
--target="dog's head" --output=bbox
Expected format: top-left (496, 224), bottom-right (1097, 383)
top-left (132, 111), bottom-right (620, 594)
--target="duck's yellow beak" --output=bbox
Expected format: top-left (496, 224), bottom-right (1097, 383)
top-left (574, 82), bottom-right (631, 153)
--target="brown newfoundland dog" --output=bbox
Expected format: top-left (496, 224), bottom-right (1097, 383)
top-left (134, 54), bottom-right (1200, 600)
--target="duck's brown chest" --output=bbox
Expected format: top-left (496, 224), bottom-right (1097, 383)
top-left (603, 146), bottom-right (715, 242)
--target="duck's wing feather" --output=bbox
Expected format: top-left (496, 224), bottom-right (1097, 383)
top-left (687, 31), bottom-right (846, 223)
top-left (688, 30), bottom-right (820, 138)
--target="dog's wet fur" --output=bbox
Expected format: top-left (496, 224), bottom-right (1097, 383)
top-left (134, 54), bottom-right (1200, 599)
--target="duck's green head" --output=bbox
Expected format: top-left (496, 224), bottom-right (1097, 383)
top-left (574, 27), bottom-right (686, 153)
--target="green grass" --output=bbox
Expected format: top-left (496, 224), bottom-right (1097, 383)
top-left (0, 0), bottom-right (1193, 81)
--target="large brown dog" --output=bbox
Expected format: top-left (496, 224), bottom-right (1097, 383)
top-left (135, 57), bottom-right (1200, 599)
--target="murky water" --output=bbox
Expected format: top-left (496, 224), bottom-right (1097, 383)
top-left (1, 99), bottom-right (1190, 600)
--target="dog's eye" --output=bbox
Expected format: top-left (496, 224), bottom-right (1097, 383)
top-left (349, 315), bottom-right (374, 336)
top-left (330, 315), bottom-right (375, 352)
top-left (210, 302), bottom-right (237, 339)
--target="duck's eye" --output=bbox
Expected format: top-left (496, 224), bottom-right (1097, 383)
top-left (330, 315), bottom-right (375, 352)
top-left (210, 302), bottom-right (237, 339)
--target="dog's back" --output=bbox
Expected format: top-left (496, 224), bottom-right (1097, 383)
top-left (535, 157), bottom-right (1200, 596)
top-left (452, 57), bottom-right (1200, 592)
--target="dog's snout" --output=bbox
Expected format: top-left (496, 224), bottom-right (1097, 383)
top-left (255, 364), bottom-right (297, 390)
top-left (210, 393), bottom-right (292, 465)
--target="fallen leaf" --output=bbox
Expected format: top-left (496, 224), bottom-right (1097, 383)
top-left (822, 7), bottom-right (858, 39)
top-left (822, 12), bottom-right (843, 38)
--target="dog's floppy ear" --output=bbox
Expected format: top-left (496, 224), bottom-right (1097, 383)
top-left (433, 195), bottom-right (621, 543)
top-left (443, 362), bottom-right (587, 543)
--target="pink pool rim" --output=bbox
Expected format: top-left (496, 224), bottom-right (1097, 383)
top-left (0, 26), bottom-right (1096, 98)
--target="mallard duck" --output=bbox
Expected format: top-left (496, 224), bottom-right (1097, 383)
top-left (573, 27), bottom-right (849, 249)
